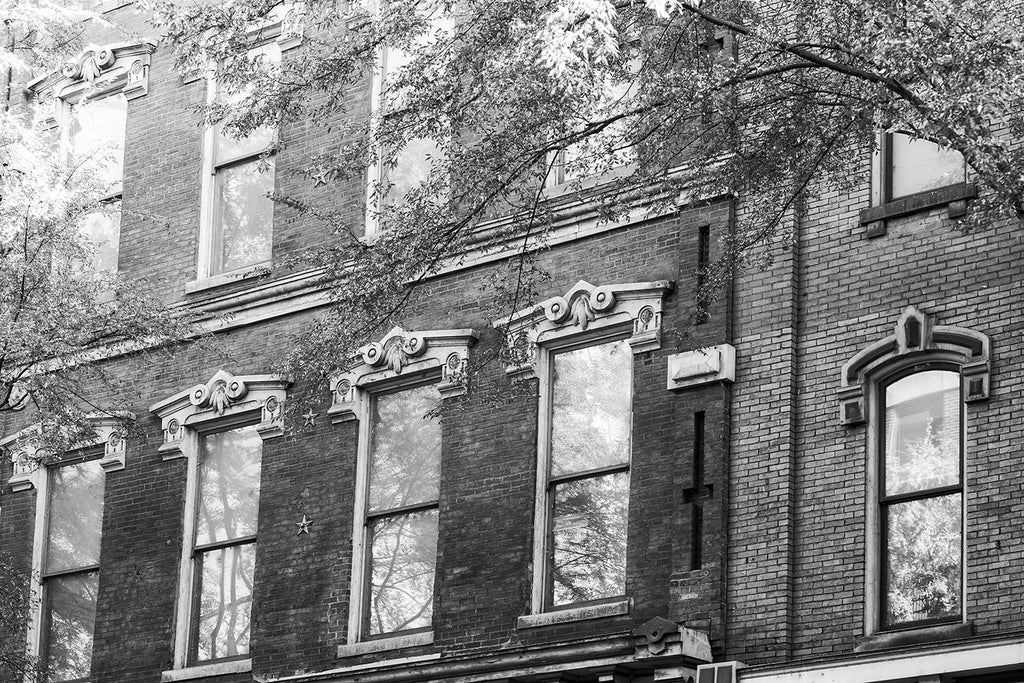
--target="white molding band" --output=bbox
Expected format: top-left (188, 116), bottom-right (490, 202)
top-left (516, 599), bottom-right (631, 629)
top-left (160, 658), bottom-right (253, 682)
top-left (337, 631), bottom-right (434, 658)
top-left (150, 369), bottom-right (290, 459)
top-left (2, 413), bottom-right (135, 490)
top-left (493, 280), bottom-right (674, 380)
top-left (739, 637), bottom-right (1024, 682)
top-left (327, 326), bottom-right (479, 424)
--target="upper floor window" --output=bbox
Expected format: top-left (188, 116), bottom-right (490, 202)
top-left (198, 43), bottom-right (280, 281)
top-left (190, 425), bottom-right (262, 661)
top-left (879, 368), bottom-right (962, 629)
top-left (40, 457), bottom-right (105, 681)
top-left (365, 10), bottom-right (451, 236)
top-left (328, 326), bottom-right (477, 653)
top-left (150, 369), bottom-right (288, 674)
top-left (361, 383), bottom-right (441, 636)
top-left (494, 280), bottom-right (671, 622)
top-left (68, 94), bottom-right (128, 275)
top-left (548, 56), bottom-right (639, 188)
top-left (838, 306), bottom-right (989, 636)
top-left (880, 132), bottom-right (966, 202)
top-left (542, 337), bottom-right (631, 607)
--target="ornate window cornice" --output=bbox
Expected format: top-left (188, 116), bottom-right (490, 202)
top-left (328, 326), bottom-right (479, 424)
top-left (838, 305), bottom-right (990, 425)
top-left (493, 279), bottom-right (674, 379)
top-left (27, 40), bottom-right (157, 122)
top-left (150, 370), bottom-right (290, 459)
top-left (2, 413), bottom-right (135, 492)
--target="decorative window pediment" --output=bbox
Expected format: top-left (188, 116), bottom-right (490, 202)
top-left (2, 414), bottom-right (134, 491)
top-left (838, 305), bottom-right (990, 425)
top-left (493, 279), bottom-right (674, 379)
top-left (328, 326), bottom-right (479, 424)
top-left (28, 40), bottom-right (156, 121)
top-left (150, 369), bottom-right (289, 458)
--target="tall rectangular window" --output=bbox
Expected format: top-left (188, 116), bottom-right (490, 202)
top-left (189, 425), bottom-right (262, 662)
top-left (200, 44), bottom-right (279, 278)
top-left (358, 383), bottom-right (441, 637)
top-left (68, 94), bottom-right (127, 274)
top-left (365, 11), bottom-right (450, 235)
top-left (541, 338), bottom-right (631, 608)
top-left (40, 458), bottom-right (105, 681)
top-left (880, 369), bottom-right (962, 628)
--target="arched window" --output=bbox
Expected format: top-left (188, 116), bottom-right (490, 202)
top-left (839, 306), bottom-right (989, 635)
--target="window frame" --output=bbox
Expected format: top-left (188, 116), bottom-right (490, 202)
top-left (532, 326), bottom-right (634, 613)
top-left (33, 451), bottom-right (106, 683)
top-left (873, 360), bottom-right (966, 633)
top-left (150, 370), bottom-right (288, 675)
top-left (363, 10), bottom-right (453, 238)
top-left (184, 422), bottom-right (263, 665)
top-left (350, 375), bottom-right (443, 641)
top-left (196, 43), bottom-right (282, 284)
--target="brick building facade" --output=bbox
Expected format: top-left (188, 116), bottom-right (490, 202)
top-left (1, 4), bottom-right (1023, 683)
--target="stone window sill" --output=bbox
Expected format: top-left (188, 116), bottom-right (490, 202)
top-left (516, 597), bottom-right (631, 630)
top-left (855, 621), bottom-right (973, 653)
top-left (337, 630), bottom-right (434, 658)
top-left (160, 658), bottom-right (252, 681)
top-left (860, 183), bottom-right (977, 237)
top-left (185, 262), bottom-right (272, 295)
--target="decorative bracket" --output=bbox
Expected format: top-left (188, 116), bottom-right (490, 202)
top-left (150, 370), bottom-right (290, 459)
top-left (1, 413), bottom-right (135, 490)
top-left (838, 305), bottom-right (990, 425)
top-left (631, 617), bottom-right (712, 663)
top-left (328, 327), bottom-right (479, 424)
top-left (27, 40), bottom-right (157, 120)
top-left (493, 280), bottom-right (674, 380)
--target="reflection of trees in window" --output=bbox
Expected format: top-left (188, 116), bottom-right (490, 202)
top-left (42, 459), bottom-right (104, 681)
top-left (881, 370), bottom-right (962, 627)
top-left (191, 426), bottom-right (262, 661)
top-left (207, 44), bottom-right (279, 275)
top-left (364, 384), bottom-right (441, 636)
top-left (546, 339), bottom-right (631, 607)
top-left (213, 159), bottom-right (274, 274)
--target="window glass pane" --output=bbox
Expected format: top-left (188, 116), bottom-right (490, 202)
top-left (885, 493), bottom-right (961, 626)
top-left (45, 460), bottom-right (104, 574)
top-left (79, 202), bottom-right (121, 274)
top-left (69, 94), bottom-right (127, 194)
top-left (382, 138), bottom-right (442, 208)
top-left (890, 133), bottom-right (965, 198)
top-left (884, 370), bottom-right (960, 496)
top-left (212, 158), bottom-right (275, 275)
top-left (214, 43), bottom-right (280, 164)
top-left (367, 508), bottom-right (438, 635)
top-left (550, 339), bottom-right (632, 476)
top-left (195, 543), bottom-right (255, 661)
top-left (196, 426), bottom-right (262, 546)
top-left (368, 384), bottom-right (441, 513)
top-left (44, 570), bottom-right (98, 681)
top-left (551, 470), bottom-right (629, 606)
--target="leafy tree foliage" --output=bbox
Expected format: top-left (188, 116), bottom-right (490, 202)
top-left (148, 0), bottom-right (1024, 384)
top-left (0, 0), bottom-right (193, 443)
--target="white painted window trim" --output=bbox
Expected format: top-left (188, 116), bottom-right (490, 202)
top-left (160, 657), bottom-right (253, 682)
top-left (150, 370), bottom-right (289, 669)
top-left (328, 326), bottom-right (477, 648)
top-left (493, 279), bottom-right (671, 615)
top-left (364, 46), bottom-right (386, 239)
